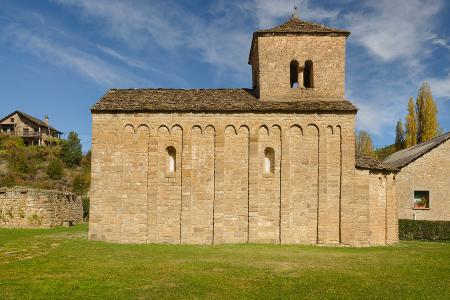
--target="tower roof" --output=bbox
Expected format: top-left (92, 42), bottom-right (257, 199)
top-left (255, 16), bottom-right (350, 36)
top-left (249, 16), bottom-right (350, 64)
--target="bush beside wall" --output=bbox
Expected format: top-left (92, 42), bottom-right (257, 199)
top-left (399, 219), bottom-right (450, 242)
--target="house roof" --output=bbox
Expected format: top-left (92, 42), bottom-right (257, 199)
top-left (355, 155), bottom-right (398, 172)
top-left (91, 88), bottom-right (357, 113)
top-left (0, 110), bottom-right (62, 133)
top-left (383, 132), bottom-right (450, 168)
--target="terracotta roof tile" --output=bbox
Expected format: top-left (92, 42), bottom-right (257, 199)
top-left (91, 88), bottom-right (357, 113)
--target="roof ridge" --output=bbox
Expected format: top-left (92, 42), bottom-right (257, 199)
top-left (8, 110), bottom-right (62, 134)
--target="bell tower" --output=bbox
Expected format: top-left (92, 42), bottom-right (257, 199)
top-left (249, 13), bottom-right (350, 101)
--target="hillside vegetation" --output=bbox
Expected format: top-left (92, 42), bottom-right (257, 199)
top-left (0, 132), bottom-right (90, 195)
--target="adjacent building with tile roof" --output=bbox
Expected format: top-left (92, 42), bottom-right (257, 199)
top-left (384, 132), bottom-right (450, 221)
top-left (89, 15), bottom-right (397, 246)
top-left (0, 111), bottom-right (62, 146)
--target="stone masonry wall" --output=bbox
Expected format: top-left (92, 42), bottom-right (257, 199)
top-left (354, 170), bottom-right (398, 245)
top-left (90, 112), bottom-right (396, 246)
top-left (396, 140), bottom-right (450, 221)
top-left (254, 35), bottom-right (346, 101)
top-left (0, 187), bottom-right (83, 228)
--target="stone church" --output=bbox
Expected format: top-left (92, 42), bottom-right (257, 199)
top-left (89, 15), bottom-right (398, 246)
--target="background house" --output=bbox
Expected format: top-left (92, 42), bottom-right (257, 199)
top-left (0, 111), bottom-right (62, 146)
top-left (384, 132), bottom-right (450, 221)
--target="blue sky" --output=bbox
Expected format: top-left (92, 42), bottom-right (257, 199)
top-left (1, 0), bottom-right (449, 150)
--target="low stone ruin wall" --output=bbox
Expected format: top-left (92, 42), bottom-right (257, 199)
top-left (0, 187), bottom-right (83, 228)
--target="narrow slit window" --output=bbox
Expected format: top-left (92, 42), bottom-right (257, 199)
top-left (264, 147), bottom-right (275, 174)
top-left (290, 60), bottom-right (299, 88)
top-left (167, 146), bottom-right (176, 173)
top-left (304, 60), bottom-right (314, 88)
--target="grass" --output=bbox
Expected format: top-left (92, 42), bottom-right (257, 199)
top-left (0, 225), bottom-right (449, 299)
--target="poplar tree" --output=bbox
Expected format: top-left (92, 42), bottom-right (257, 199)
top-left (405, 97), bottom-right (417, 148)
top-left (421, 94), bottom-right (439, 142)
top-left (416, 82), bottom-right (430, 142)
top-left (356, 131), bottom-right (375, 157)
top-left (395, 120), bottom-right (405, 150)
top-left (415, 82), bottom-right (441, 143)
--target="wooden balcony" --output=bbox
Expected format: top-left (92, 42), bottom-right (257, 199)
top-left (1, 130), bottom-right (41, 138)
top-left (19, 131), bottom-right (41, 138)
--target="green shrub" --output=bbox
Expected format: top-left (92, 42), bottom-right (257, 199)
top-left (47, 159), bottom-right (64, 180)
top-left (72, 173), bottom-right (90, 195)
top-left (399, 219), bottom-right (450, 242)
top-left (81, 150), bottom-right (91, 171)
top-left (0, 171), bottom-right (22, 187)
top-left (82, 197), bottom-right (90, 221)
top-left (60, 131), bottom-right (82, 168)
top-left (8, 149), bottom-right (36, 175)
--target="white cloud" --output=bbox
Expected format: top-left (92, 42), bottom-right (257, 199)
top-left (97, 45), bottom-right (146, 69)
top-left (429, 75), bottom-right (450, 98)
top-left (55, 0), bottom-right (250, 79)
top-left (1, 23), bottom-right (143, 86)
top-left (251, 0), bottom-right (340, 28)
top-left (54, 0), bottom-right (341, 79)
top-left (345, 0), bottom-right (442, 65)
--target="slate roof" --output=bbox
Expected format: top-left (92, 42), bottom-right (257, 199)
top-left (254, 16), bottom-right (350, 36)
top-left (0, 110), bottom-right (62, 133)
top-left (91, 89), bottom-right (357, 113)
top-left (383, 132), bottom-right (450, 168)
top-left (355, 155), bottom-right (398, 172)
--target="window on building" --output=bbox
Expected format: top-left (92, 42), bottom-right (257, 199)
top-left (264, 147), bottom-right (275, 174)
top-left (304, 60), bottom-right (314, 88)
top-left (10, 117), bottom-right (14, 122)
top-left (290, 60), bottom-right (299, 88)
top-left (167, 146), bottom-right (176, 173)
top-left (413, 191), bottom-right (430, 209)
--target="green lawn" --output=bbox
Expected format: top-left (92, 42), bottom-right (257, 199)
top-left (0, 225), bottom-right (449, 299)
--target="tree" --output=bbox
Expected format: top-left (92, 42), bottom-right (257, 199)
top-left (415, 82), bottom-right (440, 143)
top-left (405, 97), bottom-right (417, 148)
top-left (421, 94), bottom-right (439, 142)
top-left (72, 173), bottom-right (90, 195)
top-left (81, 150), bottom-right (91, 171)
top-left (356, 131), bottom-right (375, 157)
top-left (60, 131), bottom-right (82, 168)
top-left (47, 159), bottom-right (64, 180)
top-left (395, 120), bottom-right (405, 151)
top-left (415, 82), bottom-right (431, 142)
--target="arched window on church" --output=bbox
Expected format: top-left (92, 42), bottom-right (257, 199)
top-left (264, 147), bottom-right (275, 174)
top-left (304, 60), bottom-right (314, 88)
top-left (167, 146), bottom-right (176, 173)
top-left (290, 60), bottom-right (299, 88)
